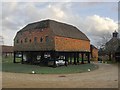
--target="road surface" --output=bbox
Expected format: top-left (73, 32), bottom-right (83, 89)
top-left (2, 63), bottom-right (119, 88)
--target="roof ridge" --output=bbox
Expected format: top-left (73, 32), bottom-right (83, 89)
top-left (19, 19), bottom-right (90, 41)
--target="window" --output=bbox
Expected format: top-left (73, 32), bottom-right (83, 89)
top-left (45, 36), bottom-right (49, 42)
top-left (40, 37), bottom-right (43, 42)
top-left (25, 38), bottom-right (27, 43)
top-left (34, 37), bottom-right (37, 43)
top-left (29, 39), bottom-right (32, 43)
top-left (21, 40), bottom-right (23, 43)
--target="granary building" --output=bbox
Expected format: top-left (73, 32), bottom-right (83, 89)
top-left (14, 19), bottom-right (90, 66)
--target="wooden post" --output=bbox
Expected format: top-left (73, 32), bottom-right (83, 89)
top-left (87, 53), bottom-right (90, 63)
top-left (51, 51), bottom-right (57, 67)
top-left (31, 52), bottom-right (34, 65)
top-left (67, 53), bottom-right (69, 63)
top-left (27, 51), bottom-right (32, 64)
top-left (13, 51), bottom-right (16, 63)
top-left (70, 53), bottom-right (72, 64)
top-left (81, 53), bottom-right (84, 64)
top-left (21, 52), bottom-right (24, 64)
top-left (41, 52), bottom-right (44, 60)
top-left (40, 52), bottom-right (45, 65)
top-left (53, 53), bottom-right (56, 67)
top-left (77, 52), bottom-right (79, 64)
top-left (74, 52), bottom-right (77, 65)
top-left (65, 53), bottom-right (68, 66)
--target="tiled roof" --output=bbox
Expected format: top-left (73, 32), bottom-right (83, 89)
top-left (20, 19), bottom-right (89, 41)
top-left (90, 45), bottom-right (98, 49)
top-left (105, 37), bottom-right (120, 52)
top-left (1, 45), bottom-right (13, 53)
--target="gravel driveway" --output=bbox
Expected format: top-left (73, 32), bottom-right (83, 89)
top-left (2, 63), bottom-right (119, 88)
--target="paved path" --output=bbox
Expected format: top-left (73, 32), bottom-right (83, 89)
top-left (2, 63), bottom-right (119, 88)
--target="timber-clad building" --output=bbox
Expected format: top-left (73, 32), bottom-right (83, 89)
top-left (14, 19), bottom-right (90, 65)
top-left (105, 31), bottom-right (120, 61)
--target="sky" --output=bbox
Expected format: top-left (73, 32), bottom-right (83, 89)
top-left (1, 0), bottom-right (119, 48)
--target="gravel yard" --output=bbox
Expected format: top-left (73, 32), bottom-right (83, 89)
top-left (2, 63), bottom-right (119, 88)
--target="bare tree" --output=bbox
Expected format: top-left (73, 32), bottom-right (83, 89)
top-left (97, 31), bottom-right (120, 61)
top-left (96, 32), bottom-right (112, 61)
top-left (97, 32), bottom-right (111, 49)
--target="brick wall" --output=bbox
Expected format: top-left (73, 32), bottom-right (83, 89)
top-left (14, 28), bottom-right (55, 51)
top-left (91, 48), bottom-right (98, 61)
top-left (54, 36), bottom-right (90, 52)
top-left (14, 29), bottom-right (90, 52)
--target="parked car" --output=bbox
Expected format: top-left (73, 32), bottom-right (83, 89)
top-left (48, 59), bottom-right (66, 67)
top-left (56, 60), bottom-right (65, 66)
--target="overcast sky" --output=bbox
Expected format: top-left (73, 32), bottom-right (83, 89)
top-left (1, 0), bottom-right (119, 48)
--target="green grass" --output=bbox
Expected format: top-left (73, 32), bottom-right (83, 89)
top-left (2, 57), bottom-right (21, 63)
top-left (2, 57), bottom-right (98, 74)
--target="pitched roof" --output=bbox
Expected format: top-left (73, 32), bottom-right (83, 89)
top-left (105, 37), bottom-right (120, 52)
top-left (90, 44), bottom-right (98, 50)
top-left (1, 45), bottom-right (13, 53)
top-left (106, 37), bottom-right (120, 46)
top-left (20, 19), bottom-right (89, 41)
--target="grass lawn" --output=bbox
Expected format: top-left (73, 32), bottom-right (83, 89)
top-left (2, 57), bottom-right (98, 74)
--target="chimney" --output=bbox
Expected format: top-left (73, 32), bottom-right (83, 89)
top-left (113, 30), bottom-right (118, 38)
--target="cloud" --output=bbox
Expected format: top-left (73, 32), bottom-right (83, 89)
top-left (81, 15), bottom-right (118, 46)
top-left (1, 2), bottom-right (118, 47)
top-left (85, 15), bottom-right (118, 33)
top-left (2, 2), bottom-right (70, 45)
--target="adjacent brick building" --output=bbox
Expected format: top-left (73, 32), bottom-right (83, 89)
top-left (1, 45), bottom-right (13, 57)
top-left (90, 45), bottom-right (98, 61)
top-left (14, 19), bottom-right (91, 65)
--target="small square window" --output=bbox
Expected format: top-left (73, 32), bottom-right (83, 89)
top-left (45, 36), bottom-right (49, 42)
top-left (40, 37), bottom-right (43, 42)
top-left (25, 38), bottom-right (27, 43)
top-left (29, 39), bottom-right (32, 43)
top-left (21, 40), bottom-right (23, 43)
